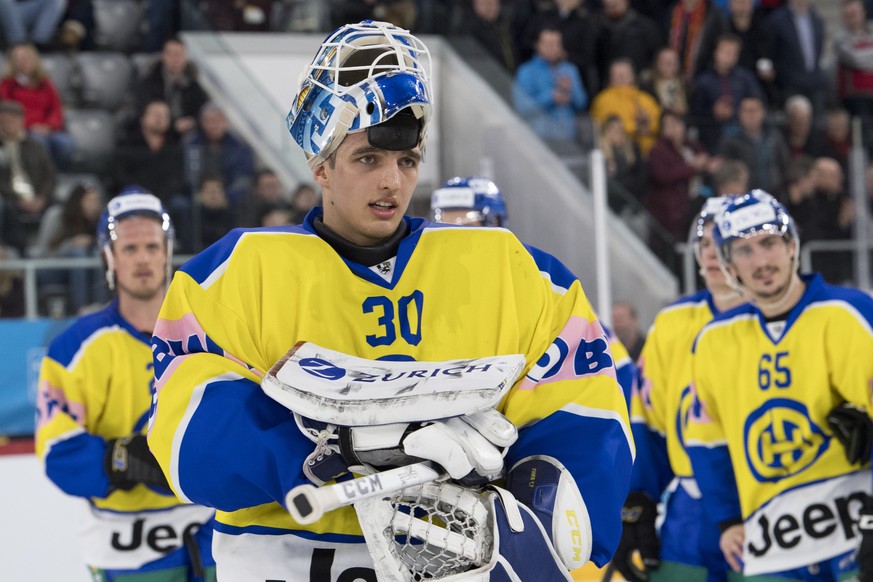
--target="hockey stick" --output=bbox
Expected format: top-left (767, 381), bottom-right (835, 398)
top-left (286, 461), bottom-right (443, 524)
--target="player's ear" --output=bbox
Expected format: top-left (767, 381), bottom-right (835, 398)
top-left (313, 161), bottom-right (330, 188)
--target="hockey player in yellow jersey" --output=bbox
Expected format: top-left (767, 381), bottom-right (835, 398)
top-left (148, 20), bottom-right (632, 582)
top-left (431, 175), bottom-right (637, 409)
top-left (614, 196), bottom-right (745, 582)
top-left (686, 190), bottom-right (873, 580)
top-left (35, 188), bottom-right (215, 581)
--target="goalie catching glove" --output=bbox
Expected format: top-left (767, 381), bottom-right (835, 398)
top-left (612, 491), bottom-right (660, 582)
top-left (826, 402), bottom-right (873, 465)
top-left (356, 455), bottom-right (589, 581)
top-left (104, 434), bottom-right (171, 493)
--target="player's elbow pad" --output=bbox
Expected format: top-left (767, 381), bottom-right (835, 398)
top-left (505, 455), bottom-right (592, 569)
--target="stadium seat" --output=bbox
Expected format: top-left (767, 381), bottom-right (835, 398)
top-left (75, 52), bottom-right (134, 111)
top-left (65, 109), bottom-right (115, 174)
top-left (41, 53), bottom-right (79, 107)
top-left (93, 0), bottom-right (145, 53)
top-left (130, 52), bottom-right (157, 80)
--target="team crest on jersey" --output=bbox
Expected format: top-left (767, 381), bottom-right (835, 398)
top-left (743, 398), bottom-right (829, 483)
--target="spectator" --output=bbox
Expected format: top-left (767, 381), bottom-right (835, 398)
top-left (135, 37), bottom-right (209, 137)
top-left (513, 25), bottom-right (588, 144)
top-left (145, 0), bottom-right (179, 53)
top-left (0, 244), bottom-right (23, 317)
top-left (235, 167), bottom-right (287, 228)
top-left (823, 107), bottom-right (851, 171)
top-left (258, 203), bottom-right (294, 227)
top-left (591, 58), bottom-right (662, 155)
top-left (781, 155), bottom-right (815, 235)
top-left (195, 175), bottom-right (233, 249)
top-left (0, 99), bottom-right (55, 254)
top-left (711, 157), bottom-right (749, 195)
top-left (767, 0), bottom-right (827, 112)
top-left (31, 181), bottom-right (105, 314)
top-left (597, 0), bottom-right (664, 92)
top-left (330, 0), bottom-right (416, 30)
top-left (667, 0), bottom-right (728, 81)
top-left (0, 43), bottom-right (74, 169)
top-left (782, 94), bottom-right (834, 159)
top-left (290, 182), bottom-right (319, 223)
top-left (807, 157), bottom-right (854, 284)
top-left (834, 0), bottom-right (873, 119)
top-left (690, 33), bottom-right (764, 152)
top-left (600, 114), bottom-right (646, 214)
top-left (716, 95), bottom-right (789, 193)
top-left (646, 109), bottom-right (719, 260)
top-left (0, 0), bottom-right (66, 49)
top-left (456, 0), bottom-right (523, 73)
top-left (112, 100), bottom-right (189, 249)
top-left (522, 0), bottom-right (603, 94)
top-left (639, 46), bottom-right (689, 115)
top-left (727, 0), bottom-right (776, 103)
top-left (611, 299), bottom-right (646, 360)
top-left (58, 0), bottom-right (94, 51)
top-left (184, 101), bottom-right (254, 205)
top-left (189, 0), bottom-right (278, 32)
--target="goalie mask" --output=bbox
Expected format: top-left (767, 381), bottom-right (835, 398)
top-left (98, 186), bottom-right (174, 291)
top-left (713, 190), bottom-right (799, 288)
top-left (286, 20), bottom-right (432, 168)
top-left (431, 176), bottom-right (508, 227)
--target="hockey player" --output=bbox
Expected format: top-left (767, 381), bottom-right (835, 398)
top-left (431, 175), bottom-right (637, 410)
top-left (686, 190), bottom-right (873, 580)
top-left (614, 196), bottom-right (745, 582)
top-left (148, 20), bottom-right (633, 581)
top-left (430, 175), bottom-right (508, 227)
top-left (35, 188), bottom-right (215, 581)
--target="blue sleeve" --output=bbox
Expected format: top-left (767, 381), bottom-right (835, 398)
top-left (629, 422), bottom-right (673, 501)
top-left (686, 442), bottom-right (742, 525)
top-left (171, 376), bottom-right (315, 512)
top-left (506, 410), bottom-right (633, 567)
top-left (44, 431), bottom-right (111, 498)
top-left (568, 65), bottom-right (588, 111)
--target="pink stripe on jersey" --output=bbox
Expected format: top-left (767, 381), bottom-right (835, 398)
top-left (35, 379), bottom-right (86, 430)
top-left (687, 382), bottom-right (714, 423)
top-left (636, 354), bottom-right (653, 410)
top-left (153, 313), bottom-right (252, 393)
top-left (518, 316), bottom-right (617, 390)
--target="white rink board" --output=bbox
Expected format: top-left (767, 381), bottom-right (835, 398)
top-left (0, 454), bottom-right (90, 581)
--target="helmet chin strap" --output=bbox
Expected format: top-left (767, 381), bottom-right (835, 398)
top-left (103, 246), bottom-right (115, 291)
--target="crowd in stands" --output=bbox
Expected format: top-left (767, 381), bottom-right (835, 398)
top-left (493, 0), bottom-right (873, 284)
top-left (1, 0), bottom-right (873, 318)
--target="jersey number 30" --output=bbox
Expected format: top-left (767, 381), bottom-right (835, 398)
top-left (363, 291), bottom-right (424, 347)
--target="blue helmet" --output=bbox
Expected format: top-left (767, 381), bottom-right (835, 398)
top-left (688, 196), bottom-right (732, 263)
top-left (713, 189), bottom-right (798, 268)
top-left (286, 20), bottom-right (432, 168)
top-left (97, 185), bottom-right (174, 290)
top-left (431, 176), bottom-right (508, 227)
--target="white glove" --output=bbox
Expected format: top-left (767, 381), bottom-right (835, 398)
top-left (340, 408), bottom-right (518, 484)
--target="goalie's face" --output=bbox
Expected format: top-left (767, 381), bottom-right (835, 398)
top-left (314, 130), bottom-right (420, 246)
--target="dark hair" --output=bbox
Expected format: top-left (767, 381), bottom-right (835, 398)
top-left (51, 183), bottom-right (100, 250)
